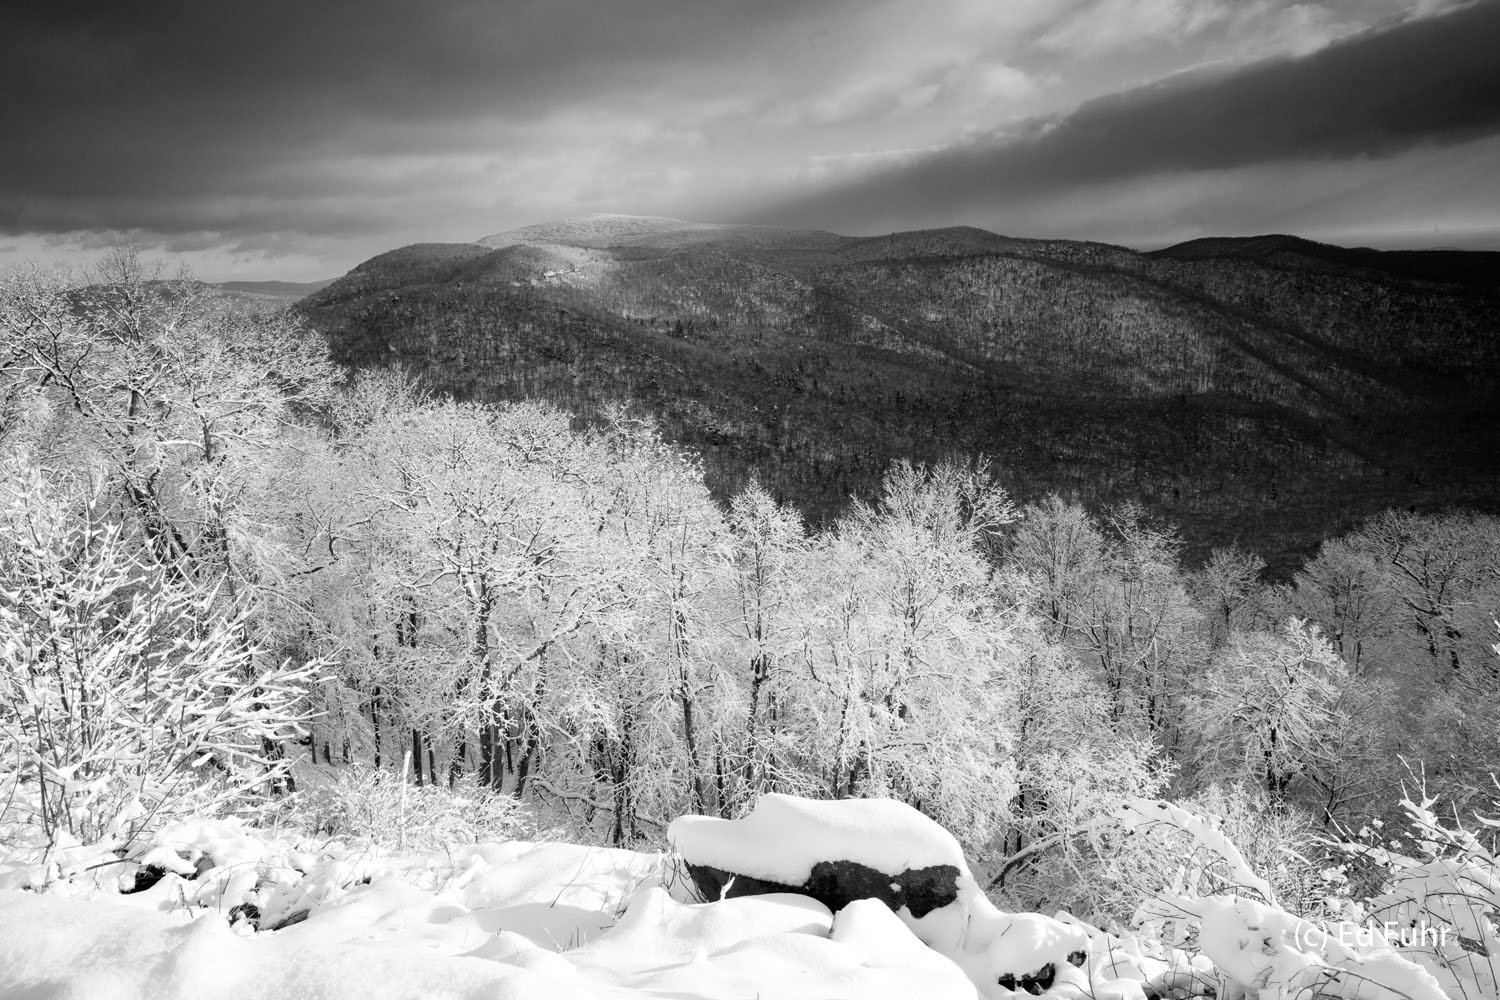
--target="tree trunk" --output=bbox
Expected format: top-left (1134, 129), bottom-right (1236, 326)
top-left (743, 652), bottom-right (770, 790)
top-left (479, 722), bottom-right (498, 790)
top-left (371, 684), bottom-right (384, 769)
top-left (672, 601), bottom-right (707, 814)
top-left (449, 738), bottom-right (466, 786)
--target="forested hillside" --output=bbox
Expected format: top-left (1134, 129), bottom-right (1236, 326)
top-left (6, 250), bottom-right (1500, 1000)
top-left (298, 218), bottom-right (1500, 575)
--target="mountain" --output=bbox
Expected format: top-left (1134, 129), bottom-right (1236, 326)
top-left (297, 217), bottom-right (1500, 574)
top-left (1150, 235), bottom-right (1500, 289)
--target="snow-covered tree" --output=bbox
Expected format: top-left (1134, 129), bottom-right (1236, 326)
top-left (986, 636), bottom-right (1167, 912)
top-left (1360, 509), bottom-right (1500, 676)
top-left (0, 248), bottom-right (336, 587)
top-left (1189, 619), bottom-right (1349, 809)
top-left (790, 461), bottom-right (1026, 845)
top-left (583, 411), bottom-right (731, 825)
top-left (1291, 535), bottom-right (1395, 674)
top-left (1005, 494), bottom-right (1108, 639)
top-left (721, 482), bottom-right (812, 802)
top-left (1008, 498), bottom-right (1202, 750)
top-left (343, 399), bottom-right (631, 792)
top-left (1191, 545), bottom-right (1272, 651)
top-left (0, 461), bottom-right (317, 845)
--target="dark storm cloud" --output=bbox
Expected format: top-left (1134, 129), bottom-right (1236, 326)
top-left (751, 0), bottom-right (1500, 231)
top-left (6, 0), bottom-right (1497, 267)
top-left (0, 0), bottom-right (820, 234)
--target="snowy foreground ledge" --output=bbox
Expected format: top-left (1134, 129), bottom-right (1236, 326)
top-left (0, 794), bottom-right (1455, 1000)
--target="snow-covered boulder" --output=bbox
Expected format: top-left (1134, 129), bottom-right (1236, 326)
top-left (669, 793), bottom-right (1089, 998)
top-left (670, 793), bottom-right (969, 922)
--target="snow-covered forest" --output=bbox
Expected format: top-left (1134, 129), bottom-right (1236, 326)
top-left (3, 250), bottom-right (1499, 999)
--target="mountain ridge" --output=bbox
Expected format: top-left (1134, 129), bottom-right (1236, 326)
top-left (297, 218), bottom-right (1500, 573)
top-left (1149, 233), bottom-right (1500, 288)
top-left (477, 213), bottom-right (843, 252)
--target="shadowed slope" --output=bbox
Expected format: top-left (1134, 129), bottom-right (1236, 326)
top-left (299, 218), bottom-right (1500, 573)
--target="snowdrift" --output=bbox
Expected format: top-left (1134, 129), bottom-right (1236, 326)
top-left (0, 794), bottom-right (1461, 1000)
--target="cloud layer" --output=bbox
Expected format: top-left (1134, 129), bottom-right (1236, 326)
top-left (0, 0), bottom-right (1493, 277)
top-left (748, 0), bottom-right (1500, 241)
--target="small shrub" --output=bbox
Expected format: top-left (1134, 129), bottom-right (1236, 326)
top-left (1329, 783), bottom-right (1500, 1000)
top-left (0, 464), bottom-right (318, 850)
top-left (277, 765), bottom-right (553, 852)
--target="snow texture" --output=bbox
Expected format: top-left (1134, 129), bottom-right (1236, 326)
top-left (0, 806), bottom-right (990, 1000)
top-left (1160, 894), bottom-right (1451, 1000)
top-left (0, 794), bottom-right (1465, 1000)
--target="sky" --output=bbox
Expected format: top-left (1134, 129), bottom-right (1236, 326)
top-left (2, 0), bottom-right (1497, 281)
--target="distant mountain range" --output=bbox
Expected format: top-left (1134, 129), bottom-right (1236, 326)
top-left (295, 215), bottom-right (1500, 573)
top-left (215, 278), bottom-right (337, 301)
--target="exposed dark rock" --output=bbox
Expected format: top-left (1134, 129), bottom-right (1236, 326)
top-left (122, 865), bottom-right (168, 894)
top-left (806, 859), bottom-right (962, 918)
top-left (1067, 950), bottom-right (1088, 967)
top-left (685, 863), bottom-right (800, 903)
top-left (1026, 965), bottom-right (1056, 995)
top-left (685, 858), bottom-right (962, 919)
top-left (228, 902), bottom-right (261, 928)
top-left (999, 963), bottom-right (1056, 995)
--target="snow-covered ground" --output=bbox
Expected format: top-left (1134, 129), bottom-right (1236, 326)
top-left (0, 794), bottom-right (1462, 1000)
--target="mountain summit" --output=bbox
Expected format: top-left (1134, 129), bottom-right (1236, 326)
top-left (478, 213), bottom-right (842, 252)
top-left (478, 213), bottom-right (719, 248)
